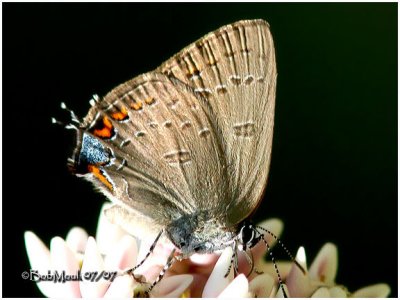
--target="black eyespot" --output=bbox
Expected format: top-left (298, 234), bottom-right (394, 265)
top-left (179, 242), bottom-right (186, 248)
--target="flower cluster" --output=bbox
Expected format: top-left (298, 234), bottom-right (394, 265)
top-left (25, 203), bottom-right (390, 297)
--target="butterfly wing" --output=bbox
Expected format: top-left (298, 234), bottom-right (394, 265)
top-left (72, 19), bottom-right (276, 234)
top-left (157, 19), bottom-right (276, 225)
top-left (73, 72), bottom-right (230, 231)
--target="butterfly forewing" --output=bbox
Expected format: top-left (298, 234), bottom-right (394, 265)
top-left (158, 19), bottom-right (276, 225)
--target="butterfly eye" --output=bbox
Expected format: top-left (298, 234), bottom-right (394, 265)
top-left (179, 242), bottom-right (186, 248)
top-left (239, 224), bottom-right (256, 246)
top-left (249, 230), bottom-right (255, 242)
top-left (194, 245), bottom-right (202, 252)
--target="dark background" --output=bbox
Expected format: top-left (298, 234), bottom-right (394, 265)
top-left (3, 3), bottom-right (397, 297)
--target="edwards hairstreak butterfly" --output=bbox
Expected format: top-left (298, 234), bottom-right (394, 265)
top-left (61, 19), bottom-right (301, 296)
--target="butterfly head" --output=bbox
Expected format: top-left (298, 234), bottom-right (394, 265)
top-left (237, 222), bottom-right (261, 251)
top-left (165, 211), bottom-right (237, 257)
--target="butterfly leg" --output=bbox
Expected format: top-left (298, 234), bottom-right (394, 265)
top-left (224, 243), bottom-right (239, 278)
top-left (124, 229), bottom-right (164, 277)
top-left (148, 249), bottom-right (176, 292)
top-left (233, 248), bottom-right (239, 276)
top-left (242, 248), bottom-right (256, 277)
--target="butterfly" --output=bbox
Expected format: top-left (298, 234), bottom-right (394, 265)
top-left (63, 19), bottom-right (296, 295)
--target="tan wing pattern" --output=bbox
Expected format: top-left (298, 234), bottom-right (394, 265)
top-left (157, 19), bottom-right (276, 224)
top-left (78, 72), bottom-right (230, 226)
top-left (76, 19), bottom-right (276, 228)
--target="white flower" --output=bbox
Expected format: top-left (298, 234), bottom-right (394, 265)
top-left (254, 242), bottom-right (391, 297)
top-left (25, 203), bottom-right (391, 297)
top-left (24, 203), bottom-right (192, 297)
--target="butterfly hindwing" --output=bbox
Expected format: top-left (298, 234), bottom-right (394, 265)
top-left (76, 72), bottom-right (230, 228)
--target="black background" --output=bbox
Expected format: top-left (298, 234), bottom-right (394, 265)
top-left (3, 3), bottom-right (397, 297)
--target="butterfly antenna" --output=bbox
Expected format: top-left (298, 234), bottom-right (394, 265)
top-left (255, 225), bottom-right (306, 275)
top-left (260, 235), bottom-right (288, 298)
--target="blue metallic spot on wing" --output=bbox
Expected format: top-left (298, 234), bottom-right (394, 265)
top-left (74, 133), bottom-right (112, 174)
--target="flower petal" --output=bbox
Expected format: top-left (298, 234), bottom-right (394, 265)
top-left (104, 274), bottom-right (135, 298)
top-left (295, 245), bottom-right (307, 271)
top-left (257, 218), bottom-right (284, 249)
top-left (104, 235), bottom-right (138, 271)
top-left (96, 203), bottom-right (127, 255)
top-left (254, 260), bottom-right (293, 281)
top-left (135, 239), bottom-right (173, 271)
top-left (285, 247), bottom-right (314, 297)
top-left (218, 274), bottom-right (249, 298)
top-left (24, 231), bottom-right (51, 270)
top-left (79, 237), bottom-right (110, 297)
top-left (152, 274), bottom-right (193, 297)
top-left (202, 247), bottom-right (234, 297)
top-left (248, 273), bottom-right (275, 298)
top-left (351, 283), bottom-right (391, 298)
top-left (24, 231), bottom-right (56, 297)
top-left (329, 286), bottom-right (348, 297)
top-left (140, 263), bottom-right (165, 283)
top-left (274, 283), bottom-right (290, 298)
top-left (309, 243), bottom-right (338, 284)
top-left (190, 253), bottom-right (219, 265)
top-left (311, 287), bottom-right (330, 297)
top-left (66, 227), bottom-right (88, 254)
top-left (50, 236), bottom-right (81, 297)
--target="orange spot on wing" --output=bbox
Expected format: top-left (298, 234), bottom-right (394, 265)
top-left (87, 165), bottom-right (113, 191)
top-left (189, 66), bottom-right (200, 75)
top-left (131, 101), bottom-right (143, 111)
top-left (144, 97), bottom-right (155, 105)
top-left (103, 116), bottom-right (112, 129)
top-left (93, 116), bottom-right (114, 138)
top-left (93, 128), bottom-right (111, 138)
top-left (111, 106), bottom-right (128, 121)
